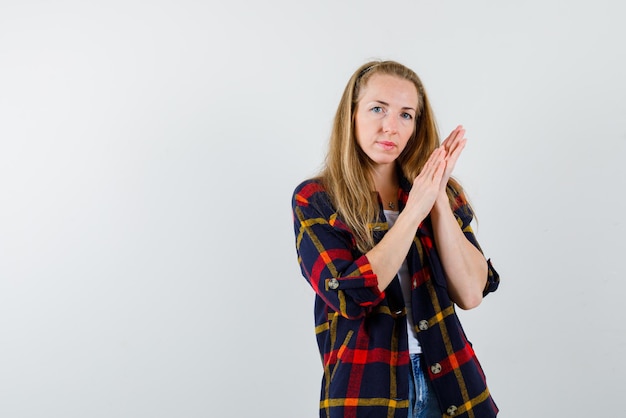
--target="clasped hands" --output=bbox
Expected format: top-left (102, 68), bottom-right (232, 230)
top-left (405, 125), bottom-right (467, 220)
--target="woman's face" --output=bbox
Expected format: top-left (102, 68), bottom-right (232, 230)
top-left (354, 73), bottom-right (418, 168)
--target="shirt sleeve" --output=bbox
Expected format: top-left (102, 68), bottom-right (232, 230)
top-left (292, 181), bottom-right (385, 320)
top-left (450, 187), bottom-right (501, 297)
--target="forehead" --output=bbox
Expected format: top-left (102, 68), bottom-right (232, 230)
top-left (359, 73), bottom-right (418, 105)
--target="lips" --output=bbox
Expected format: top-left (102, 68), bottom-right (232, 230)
top-left (377, 141), bottom-right (396, 150)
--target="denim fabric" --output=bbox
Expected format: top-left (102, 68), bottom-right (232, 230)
top-left (408, 354), bottom-right (442, 418)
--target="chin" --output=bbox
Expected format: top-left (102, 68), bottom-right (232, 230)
top-left (371, 156), bottom-right (399, 166)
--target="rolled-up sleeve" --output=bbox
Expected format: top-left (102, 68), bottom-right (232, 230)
top-left (292, 181), bottom-right (385, 319)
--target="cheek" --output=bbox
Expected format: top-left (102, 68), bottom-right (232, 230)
top-left (398, 131), bottom-right (414, 151)
top-left (401, 124), bottom-right (415, 140)
top-left (354, 119), bottom-right (371, 145)
top-left (355, 117), bottom-right (378, 137)
top-left (401, 119), bottom-right (415, 133)
top-left (354, 123), bottom-right (363, 146)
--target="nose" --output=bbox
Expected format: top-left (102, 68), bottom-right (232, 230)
top-left (382, 115), bottom-right (398, 134)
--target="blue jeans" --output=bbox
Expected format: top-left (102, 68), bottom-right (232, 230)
top-left (408, 354), bottom-right (442, 418)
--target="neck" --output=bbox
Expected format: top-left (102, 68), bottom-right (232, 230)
top-left (370, 164), bottom-right (399, 210)
top-left (370, 163), bottom-right (397, 191)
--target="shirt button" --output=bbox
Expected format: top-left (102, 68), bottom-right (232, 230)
top-left (446, 405), bottom-right (458, 416)
top-left (418, 320), bottom-right (429, 331)
top-left (328, 278), bottom-right (339, 290)
top-left (430, 363), bottom-right (442, 374)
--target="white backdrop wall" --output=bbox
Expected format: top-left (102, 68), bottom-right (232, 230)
top-left (1, 1), bottom-right (625, 417)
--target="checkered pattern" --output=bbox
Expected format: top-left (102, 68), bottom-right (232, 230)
top-left (292, 177), bottom-right (500, 418)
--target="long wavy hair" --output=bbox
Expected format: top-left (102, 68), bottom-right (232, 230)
top-left (319, 60), bottom-right (466, 253)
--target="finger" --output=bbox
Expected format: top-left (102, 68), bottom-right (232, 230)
top-left (446, 138), bottom-right (467, 163)
top-left (432, 159), bottom-right (447, 183)
top-left (428, 151), bottom-right (447, 179)
top-left (426, 148), bottom-right (446, 170)
top-left (446, 136), bottom-right (466, 157)
top-left (450, 128), bottom-right (465, 144)
top-left (441, 139), bottom-right (466, 183)
top-left (414, 148), bottom-right (444, 184)
top-left (423, 147), bottom-right (444, 168)
top-left (445, 131), bottom-right (466, 156)
top-left (442, 126), bottom-right (464, 151)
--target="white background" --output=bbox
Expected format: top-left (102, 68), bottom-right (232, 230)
top-left (1, 1), bottom-right (625, 417)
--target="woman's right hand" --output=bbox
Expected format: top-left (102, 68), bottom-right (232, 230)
top-left (404, 147), bottom-right (447, 223)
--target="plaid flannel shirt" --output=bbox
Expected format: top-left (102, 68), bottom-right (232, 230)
top-left (292, 177), bottom-right (500, 418)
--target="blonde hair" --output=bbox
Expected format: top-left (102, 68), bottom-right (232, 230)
top-left (319, 60), bottom-right (465, 253)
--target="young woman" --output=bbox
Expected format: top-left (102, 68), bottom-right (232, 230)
top-left (292, 60), bottom-right (500, 418)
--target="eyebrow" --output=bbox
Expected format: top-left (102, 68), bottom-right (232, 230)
top-left (372, 100), bottom-right (416, 112)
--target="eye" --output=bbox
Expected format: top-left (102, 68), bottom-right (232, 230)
top-left (401, 112), bottom-right (413, 120)
top-left (371, 106), bottom-right (383, 114)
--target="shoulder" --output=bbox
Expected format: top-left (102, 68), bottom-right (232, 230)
top-left (293, 177), bottom-right (324, 196)
top-left (292, 178), bottom-right (328, 206)
top-left (292, 178), bottom-right (338, 218)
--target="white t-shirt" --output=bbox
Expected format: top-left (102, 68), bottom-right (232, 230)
top-left (384, 210), bottom-right (422, 354)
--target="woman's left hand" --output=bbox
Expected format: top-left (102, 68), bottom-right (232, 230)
top-left (440, 125), bottom-right (467, 192)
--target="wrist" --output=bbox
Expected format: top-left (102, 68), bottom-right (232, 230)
top-left (435, 189), bottom-right (449, 205)
top-left (432, 191), bottom-right (451, 215)
top-left (399, 205), bottom-right (428, 227)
